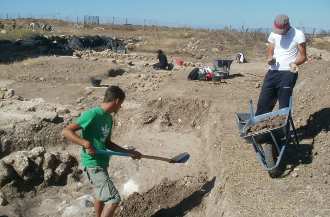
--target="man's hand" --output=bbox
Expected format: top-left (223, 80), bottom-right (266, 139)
top-left (83, 141), bottom-right (96, 155)
top-left (129, 150), bottom-right (142, 160)
top-left (289, 63), bottom-right (299, 72)
top-left (267, 58), bottom-right (276, 65)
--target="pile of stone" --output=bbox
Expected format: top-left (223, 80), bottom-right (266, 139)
top-left (0, 88), bottom-right (18, 100)
top-left (0, 147), bottom-right (79, 205)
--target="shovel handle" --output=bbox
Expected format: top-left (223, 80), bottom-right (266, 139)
top-left (141, 154), bottom-right (172, 163)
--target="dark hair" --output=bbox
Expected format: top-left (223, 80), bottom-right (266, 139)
top-left (157, 49), bottom-right (163, 54)
top-left (104, 86), bottom-right (125, 102)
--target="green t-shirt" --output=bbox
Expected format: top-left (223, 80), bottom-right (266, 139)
top-left (75, 106), bottom-right (113, 168)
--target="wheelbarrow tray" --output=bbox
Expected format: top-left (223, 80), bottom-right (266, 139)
top-left (236, 106), bottom-right (290, 143)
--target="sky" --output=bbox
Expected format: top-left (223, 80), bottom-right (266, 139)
top-left (1, 0), bottom-right (330, 30)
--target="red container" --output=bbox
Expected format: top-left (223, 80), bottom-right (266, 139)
top-left (175, 58), bottom-right (184, 66)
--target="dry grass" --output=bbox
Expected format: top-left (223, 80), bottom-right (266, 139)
top-left (0, 29), bottom-right (40, 41)
top-left (311, 37), bottom-right (330, 52)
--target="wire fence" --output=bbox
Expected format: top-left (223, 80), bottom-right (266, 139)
top-left (0, 13), bottom-right (329, 35)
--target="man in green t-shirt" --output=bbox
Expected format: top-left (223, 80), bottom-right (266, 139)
top-left (62, 86), bottom-right (141, 217)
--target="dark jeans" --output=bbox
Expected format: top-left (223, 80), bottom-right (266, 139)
top-left (152, 63), bottom-right (174, 70)
top-left (256, 70), bottom-right (298, 115)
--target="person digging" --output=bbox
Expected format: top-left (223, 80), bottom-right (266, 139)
top-left (62, 86), bottom-right (142, 217)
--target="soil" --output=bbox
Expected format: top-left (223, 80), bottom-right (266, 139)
top-left (246, 115), bottom-right (287, 134)
top-left (0, 21), bottom-right (330, 217)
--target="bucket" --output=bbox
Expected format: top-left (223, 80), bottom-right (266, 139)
top-left (90, 77), bottom-right (102, 87)
top-left (175, 58), bottom-right (184, 66)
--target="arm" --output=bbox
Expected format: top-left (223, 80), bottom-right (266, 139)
top-left (62, 123), bottom-right (96, 155)
top-left (267, 43), bottom-right (275, 65)
top-left (267, 43), bottom-right (274, 60)
top-left (290, 42), bottom-right (307, 72)
top-left (294, 42), bottom-right (307, 65)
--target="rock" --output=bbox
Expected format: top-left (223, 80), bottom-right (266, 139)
top-left (4, 89), bottom-right (15, 98)
top-left (39, 111), bottom-right (58, 122)
top-left (71, 110), bottom-right (81, 117)
top-left (143, 114), bottom-right (157, 124)
top-left (0, 90), bottom-right (5, 99)
top-left (255, 83), bottom-right (261, 88)
top-left (160, 112), bottom-right (172, 127)
top-left (0, 161), bottom-right (14, 188)
top-left (0, 137), bottom-right (11, 153)
top-left (43, 152), bottom-right (59, 170)
top-left (55, 162), bottom-right (70, 177)
top-left (57, 107), bottom-right (71, 115)
top-left (59, 152), bottom-right (76, 167)
top-left (33, 156), bottom-right (44, 168)
top-left (76, 97), bottom-right (85, 103)
top-left (291, 172), bottom-right (299, 177)
top-left (43, 168), bottom-right (54, 184)
top-left (0, 181), bottom-right (21, 200)
top-left (0, 191), bottom-right (8, 206)
top-left (26, 106), bottom-right (36, 112)
top-left (67, 167), bottom-right (82, 185)
top-left (2, 151), bottom-right (30, 178)
top-left (28, 146), bottom-right (46, 159)
top-left (212, 48), bottom-right (219, 53)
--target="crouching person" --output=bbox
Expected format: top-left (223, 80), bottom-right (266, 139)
top-left (153, 49), bottom-right (173, 70)
top-left (62, 86), bottom-right (142, 217)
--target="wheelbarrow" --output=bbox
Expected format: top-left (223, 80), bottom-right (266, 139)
top-left (213, 59), bottom-right (233, 78)
top-left (235, 98), bottom-right (299, 178)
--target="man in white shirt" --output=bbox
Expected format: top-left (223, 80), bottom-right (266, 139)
top-left (255, 14), bottom-right (307, 115)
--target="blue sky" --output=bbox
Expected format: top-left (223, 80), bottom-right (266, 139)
top-left (1, 0), bottom-right (330, 30)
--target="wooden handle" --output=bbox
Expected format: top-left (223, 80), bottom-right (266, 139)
top-left (141, 154), bottom-right (171, 163)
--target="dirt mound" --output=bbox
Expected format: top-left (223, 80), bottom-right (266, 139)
top-left (118, 175), bottom-right (213, 217)
top-left (141, 97), bottom-right (210, 129)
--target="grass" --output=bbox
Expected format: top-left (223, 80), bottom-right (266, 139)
top-left (311, 37), bottom-right (330, 52)
top-left (0, 29), bottom-right (41, 41)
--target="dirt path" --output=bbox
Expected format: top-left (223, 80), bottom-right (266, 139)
top-left (0, 54), bottom-right (329, 217)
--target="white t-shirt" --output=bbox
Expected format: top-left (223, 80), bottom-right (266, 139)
top-left (268, 27), bottom-right (306, 70)
top-left (238, 52), bottom-right (245, 63)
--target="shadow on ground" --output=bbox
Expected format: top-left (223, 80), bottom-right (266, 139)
top-left (226, 73), bottom-right (244, 79)
top-left (151, 177), bottom-right (216, 217)
top-left (281, 107), bottom-right (330, 177)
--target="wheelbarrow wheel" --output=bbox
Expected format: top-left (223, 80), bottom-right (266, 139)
top-left (263, 143), bottom-right (282, 178)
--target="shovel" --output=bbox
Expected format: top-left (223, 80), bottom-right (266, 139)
top-left (96, 149), bottom-right (190, 164)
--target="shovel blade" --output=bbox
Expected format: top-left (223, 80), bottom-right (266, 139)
top-left (170, 152), bottom-right (190, 163)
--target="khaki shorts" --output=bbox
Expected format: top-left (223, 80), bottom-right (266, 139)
top-left (85, 166), bottom-right (121, 204)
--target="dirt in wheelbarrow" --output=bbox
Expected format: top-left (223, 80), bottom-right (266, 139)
top-left (246, 115), bottom-right (287, 135)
